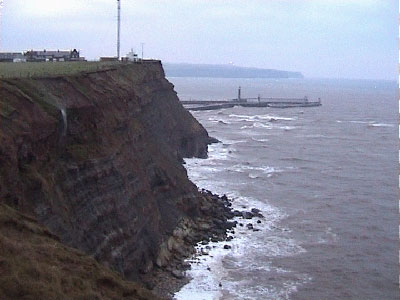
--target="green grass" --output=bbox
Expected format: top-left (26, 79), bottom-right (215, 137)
top-left (0, 61), bottom-right (126, 79)
top-left (3, 79), bottom-right (60, 117)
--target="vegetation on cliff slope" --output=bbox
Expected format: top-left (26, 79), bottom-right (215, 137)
top-left (0, 204), bottom-right (162, 300)
top-left (0, 62), bottom-right (214, 298)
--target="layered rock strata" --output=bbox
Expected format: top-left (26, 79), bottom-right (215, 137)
top-left (0, 203), bottom-right (163, 300)
top-left (0, 62), bottom-right (215, 284)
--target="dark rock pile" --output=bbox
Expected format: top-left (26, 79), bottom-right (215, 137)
top-left (144, 189), bottom-right (265, 298)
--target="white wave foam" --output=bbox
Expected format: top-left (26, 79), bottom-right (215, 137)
top-left (175, 247), bottom-right (224, 300)
top-left (257, 115), bottom-right (296, 121)
top-left (258, 236), bottom-right (306, 257)
top-left (229, 114), bottom-right (296, 122)
top-left (251, 137), bottom-right (270, 143)
top-left (336, 120), bottom-right (394, 127)
top-left (175, 214), bottom-right (307, 300)
top-left (368, 123), bottom-right (394, 127)
top-left (222, 139), bottom-right (247, 145)
top-left (336, 120), bottom-right (369, 124)
top-left (279, 126), bottom-right (296, 131)
top-left (228, 165), bottom-right (283, 178)
top-left (178, 138), bottom-right (307, 300)
top-left (219, 275), bottom-right (312, 300)
top-left (174, 191), bottom-right (298, 300)
top-left (207, 117), bottom-right (231, 125)
top-left (207, 143), bottom-right (233, 160)
top-left (240, 122), bottom-right (272, 130)
top-left (254, 122), bottom-right (272, 129)
top-left (229, 114), bottom-right (255, 119)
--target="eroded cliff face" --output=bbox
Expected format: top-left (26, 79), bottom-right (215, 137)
top-left (0, 204), bottom-right (162, 300)
top-left (0, 62), bottom-right (213, 280)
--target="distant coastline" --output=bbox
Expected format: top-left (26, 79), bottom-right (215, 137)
top-left (163, 63), bottom-right (304, 79)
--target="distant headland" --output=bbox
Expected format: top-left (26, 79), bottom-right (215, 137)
top-left (163, 63), bottom-right (304, 79)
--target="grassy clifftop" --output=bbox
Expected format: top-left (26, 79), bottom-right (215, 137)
top-left (0, 61), bottom-right (161, 79)
top-left (0, 61), bottom-right (120, 79)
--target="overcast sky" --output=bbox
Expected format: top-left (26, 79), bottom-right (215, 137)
top-left (0, 0), bottom-right (397, 80)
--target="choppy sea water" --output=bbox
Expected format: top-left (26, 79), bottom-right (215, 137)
top-left (171, 78), bottom-right (398, 300)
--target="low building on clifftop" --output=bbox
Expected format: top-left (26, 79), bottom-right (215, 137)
top-left (24, 49), bottom-right (85, 62)
top-left (0, 52), bottom-right (26, 62)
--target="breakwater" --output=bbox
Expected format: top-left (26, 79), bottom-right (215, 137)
top-left (181, 98), bottom-right (322, 111)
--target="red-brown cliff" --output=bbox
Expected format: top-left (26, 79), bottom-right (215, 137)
top-left (0, 62), bottom-right (215, 285)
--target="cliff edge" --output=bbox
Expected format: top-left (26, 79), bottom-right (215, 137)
top-left (0, 62), bottom-right (215, 288)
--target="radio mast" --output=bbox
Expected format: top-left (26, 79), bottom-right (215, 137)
top-left (0, 0), bottom-right (3, 51)
top-left (117, 0), bottom-right (121, 59)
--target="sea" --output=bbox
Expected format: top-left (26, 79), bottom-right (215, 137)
top-left (169, 77), bottom-right (398, 300)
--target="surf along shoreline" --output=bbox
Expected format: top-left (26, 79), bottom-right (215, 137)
top-left (146, 188), bottom-right (266, 299)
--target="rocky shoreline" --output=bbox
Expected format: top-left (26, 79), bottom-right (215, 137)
top-left (141, 189), bottom-right (265, 299)
top-left (0, 62), bottom-right (266, 299)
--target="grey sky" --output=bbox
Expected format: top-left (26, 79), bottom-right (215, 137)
top-left (0, 0), bottom-right (397, 80)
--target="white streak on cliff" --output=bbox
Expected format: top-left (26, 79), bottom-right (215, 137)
top-left (61, 108), bottom-right (67, 136)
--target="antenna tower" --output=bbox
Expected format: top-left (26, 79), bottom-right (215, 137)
top-left (117, 0), bottom-right (121, 59)
top-left (0, 0), bottom-right (3, 51)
